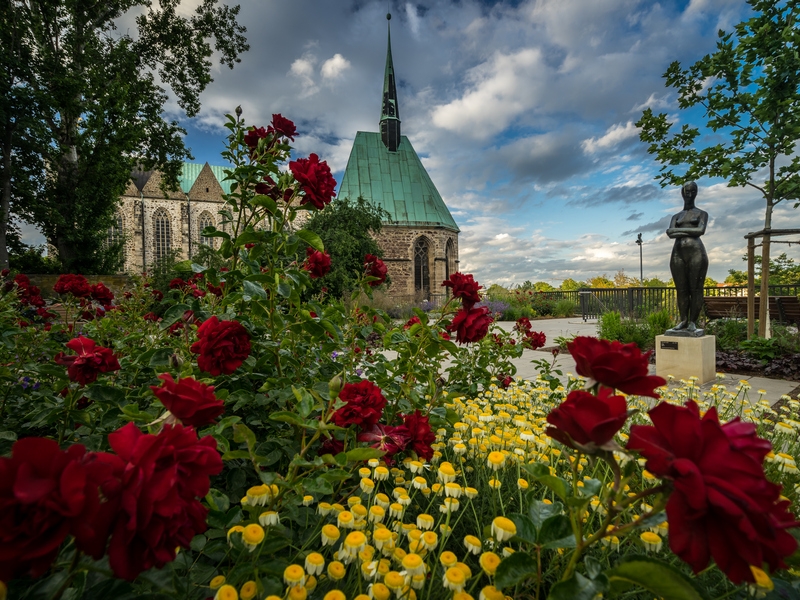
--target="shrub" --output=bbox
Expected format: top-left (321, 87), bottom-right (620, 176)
top-left (705, 318), bottom-right (748, 351)
top-left (646, 308), bottom-right (672, 338)
top-left (553, 299), bottom-right (577, 317)
top-left (597, 310), bottom-right (653, 351)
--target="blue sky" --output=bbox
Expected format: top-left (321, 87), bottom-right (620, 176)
top-left (27, 0), bottom-right (800, 286)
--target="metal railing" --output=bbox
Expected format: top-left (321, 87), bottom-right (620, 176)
top-left (534, 285), bottom-right (800, 322)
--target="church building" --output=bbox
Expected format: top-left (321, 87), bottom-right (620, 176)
top-left (114, 14), bottom-right (459, 304)
top-left (337, 15), bottom-right (460, 304)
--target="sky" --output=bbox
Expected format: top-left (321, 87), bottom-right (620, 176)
top-left (25, 0), bottom-right (800, 286)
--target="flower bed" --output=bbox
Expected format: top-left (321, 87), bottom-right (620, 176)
top-left (0, 116), bottom-right (798, 600)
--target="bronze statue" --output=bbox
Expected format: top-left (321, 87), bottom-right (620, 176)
top-left (666, 181), bottom-right (708, 336)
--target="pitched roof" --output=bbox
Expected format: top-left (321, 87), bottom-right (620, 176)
top-left (129, 162), bottom-right (233, 195)
top-left (337, 132), bottom-right (460, 232)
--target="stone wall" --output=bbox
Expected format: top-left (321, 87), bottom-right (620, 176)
top-left (118, 194), bottom-right (225, 273)
top-left (376, 225), bottom-right (459, 303)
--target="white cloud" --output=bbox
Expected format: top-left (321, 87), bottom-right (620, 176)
top-left (430, 48), bottom-right (546, 139)
top-left (289, 52), bottom-right (318, 96)
top-left (405, 3), bottom-right (421, 38)
top-left (321, 53), bottom-right (351, 82)
top-left (582, 121), bottom-right (640, 154)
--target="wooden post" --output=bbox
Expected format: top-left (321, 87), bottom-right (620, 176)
top-left (747, 236), bottom-right (755, 340)
top-left (758, 232), bottom-right (770, 337)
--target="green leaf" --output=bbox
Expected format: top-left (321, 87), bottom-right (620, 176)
top-left (296, 229), bottom-right (324, 252)
top-left (0, 430), bottom-right (17, 441)
top-left (148, 348), bottom-right (174, 368)
top-left (529, 500), bottom-right (563, 530)
top-left (233, 423), bottom-right (256, 452)
top-left (83, 385), bottom-right (126, 406)
top-left (548, 573), bottom-right (604, 600)
top-left (160, 303), bottom-right (190, 323)
top-left (345, 447), bottom-right (386, 462)
top-left (269, 411), bottom-right (305, 426)
top-left (538, 515), bottom-right (576, 549)
top-left (251, 194), bottom-right (278, 213)
top-left (277, 282), bottom-right (291, 297)
top-left (494, 552), bottom-right (539, 589)
top-left (508, 513), bottom-right (538, 545)
top-left (537, 474), bottom-right (569, 501)
top-left (205, 489), bottom-right (230, 512)
top-left (605, 556), bottom-right (706, 600)
top-left (304, 476), bottom-right (334, 496)
top-left (243, 280), bottom-right (268, 301)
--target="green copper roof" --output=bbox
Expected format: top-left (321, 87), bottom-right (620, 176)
top-left (337, 132), bottom-right (460, 232)
top-left (177, 163), bottom-right (233, 194)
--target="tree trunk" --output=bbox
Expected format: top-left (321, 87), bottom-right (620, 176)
top-left (0, 123), bottom-right (11, 270)
top-left (758, 231), bottom-right (770, 337)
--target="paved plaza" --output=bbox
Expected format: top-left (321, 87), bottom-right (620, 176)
top-left (447, 318), bottom-right (800, 402)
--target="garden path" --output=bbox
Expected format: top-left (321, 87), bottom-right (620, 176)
top-left (492, 318), bottom-right (799, 403)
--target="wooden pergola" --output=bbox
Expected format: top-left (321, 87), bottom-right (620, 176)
top-left (744, 228), bottom-right (800, 339)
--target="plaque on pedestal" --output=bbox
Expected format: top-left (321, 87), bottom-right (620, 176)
top-left (655, 334), bottom-right (716, 385)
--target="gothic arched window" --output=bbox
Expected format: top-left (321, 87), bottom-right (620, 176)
top-left (106, 213), bottom-right (125, 261)
top-left (445, 239), bottom-right (455, 283)
top-left (198, 211), bottom-right (215, 248)
top-left (414, 237), bottom-right (430, 295)
top-left (153, 208), bottom-right (172, 261)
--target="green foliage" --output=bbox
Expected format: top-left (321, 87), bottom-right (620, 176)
top-left (553, 299), bottom-right (577, 318)
top-left (587, 274), bottom-right (614, 288)
top-left (560, 278), bottom-right (585, 291)
top-left (741, 336), bottom-right (786, 363)
top-left (147, 250), bottom-right (192, 294)
top-left (646, 308), bottom-right (673, 338)
top-left (8, 245), bottom-right (60, 274)
top-left (304, 196), bottom-right (389, 299)
top-left (705, 318), bottom-right (748, 351)
top-left (598, 311), bottom-right (654, 351)
top-left (1, 0), bottom-right (249, 273)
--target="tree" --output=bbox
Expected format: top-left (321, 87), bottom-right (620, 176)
top-left (725, 269), bottom-right (748, 285)
top-left (560, 278), bottom-right (585, 291)
top-left (304, 196), bottom-right (389, 299)
top-left (587, 274), bottom-right (614, 288)
top-left (533, 281), bottom-right (556, 292)
top-left (637, 0), bottom-right (800, 336)
top-left (643, 277), bottom-right (668, 287)
top-left (1, 0), bottom-right (248, 273)
top-left (704, 276), bottom-right (719, 287)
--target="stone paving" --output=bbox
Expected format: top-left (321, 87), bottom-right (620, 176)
top-left (438, 318), bottom-right (800, 403)
top-left (494, 318), bottom-right (800, 403)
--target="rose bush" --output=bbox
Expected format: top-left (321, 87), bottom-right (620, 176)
top-left (0, 112), bottom-right (796, 600)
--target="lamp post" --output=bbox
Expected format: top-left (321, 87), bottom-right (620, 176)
top-left (636, 233), bottom-right (643, 285)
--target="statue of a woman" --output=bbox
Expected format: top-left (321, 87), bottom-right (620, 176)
top-left (666, 181), bottom-right (709, 335)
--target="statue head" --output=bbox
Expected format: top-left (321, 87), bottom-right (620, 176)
top-left (681, 181), bottom-right (698, 206)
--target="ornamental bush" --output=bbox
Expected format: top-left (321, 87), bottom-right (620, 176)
top-left (0, 114), bottom-right (797, 600)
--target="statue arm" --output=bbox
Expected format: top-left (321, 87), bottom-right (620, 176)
top-left (668, 211), bottom-right (708, 238)
top-left (665, 215), bottom-right (682, 238)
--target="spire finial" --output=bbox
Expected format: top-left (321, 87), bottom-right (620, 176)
top-left (380, 11), bottom-right (401, 152)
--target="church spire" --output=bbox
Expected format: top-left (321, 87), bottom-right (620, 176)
top-left (380, 13), bottom-right (401, 152)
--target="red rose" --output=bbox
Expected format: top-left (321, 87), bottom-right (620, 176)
top-left (317, 437), bottom-right (344, 458)
top-left (53, 274), bottom-right (91, 298)
top-left (514, 317), bottom-right (532, 333)
top-left (206, 282), bottom-right (224, 297)
top-left (303, 247), bottom-right (331, 279)
top-left (269, 113), bottom-right (296, 141)
top-left (523, 330), bottom-right (546, 350)
top-left (190, 316), bottom-right (251, 376)
top-left (54, 336), bottom-right (121, 386)
top-left (402, 410), bottom-right (435, 461)
top-left (447, 306), bottom-right (493, 344)
top-left (442, 272), bottom-right (482, 308)
top-left (439, 331), bottom-right (451, 341)
top-left (151, 289), bottom-right (164, 301)
top-left (289, 153), bottom-right (336, 210)
top-left (143, 312), bottom-right (159, 322)
top-left (364, 254), bottom-right (388, 287)
top-left (404, 315), bottom-right (421, 330)
top-left (104, 423), bottom-right (223, 581)
top-left (331, 380), bottom-right (387, 429)
top-left (244, 126), bottom-right (268, 151)
top-left (151, 374), bottom-right (225, 427)
top-left (628, 401), bottom-right (798, 584)
top-left (567, 336), bottom-right (665, 398)
top-left (358, 423), bottom-right (410, 459)
top-left (90, 282), bottom-right (114, 307)
top-left (0, 439), bottom-right (121, 581)
top-left (546, 388), bottom-right (628, 451)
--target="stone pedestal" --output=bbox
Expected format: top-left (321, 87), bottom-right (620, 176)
top-left (655, 335), bottom-right (716, 385)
